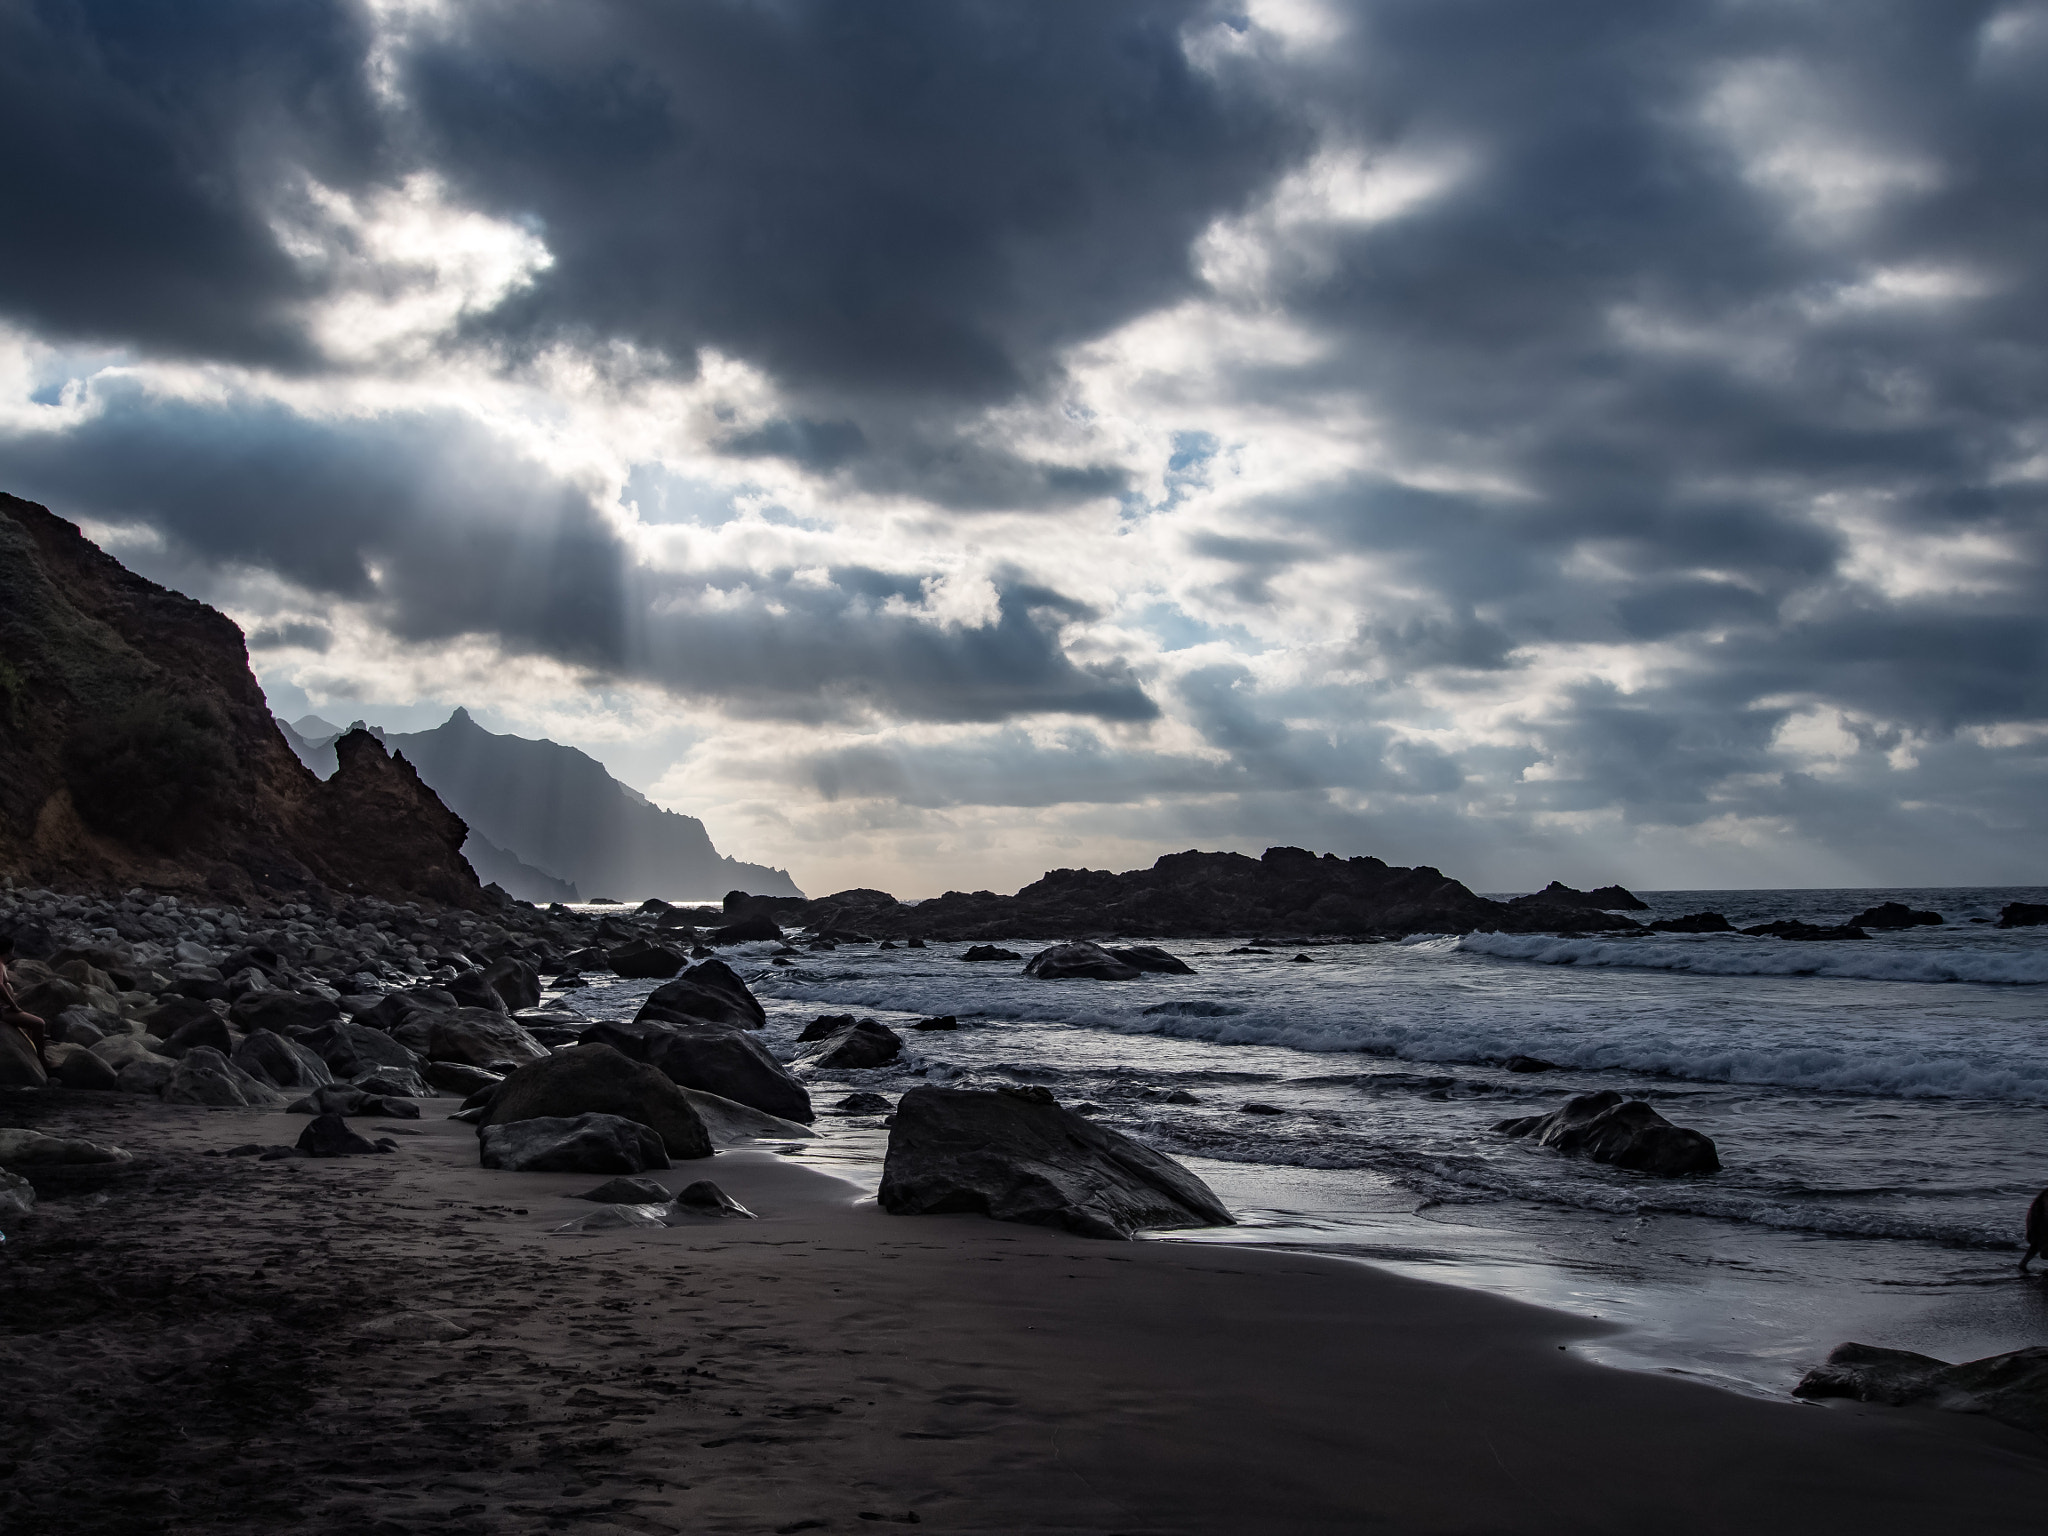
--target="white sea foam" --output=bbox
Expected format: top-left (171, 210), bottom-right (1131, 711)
top-left (1457, 930), bottom-right (2048, 986)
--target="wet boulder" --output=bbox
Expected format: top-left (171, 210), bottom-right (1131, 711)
top-left (636, 958), bottom-right (767, 1031)
top-left (1109, 945), bottom-right (1196, 975)
top-left (227, 989), bottom-right (343, 1034)
top-left (879, 1085), bottom-right (1235, 1240)
top-left (0, 1127), bottom-right (130, 1165)
top-left (1999, 902), bottom-right (2048, 929)
top-left (1647, 912), bottom-right (1734, 934)
top-left (480, 1112), bottom-right (671, 1174)
top-left (581, 1018), bottom-right (813, 1124)
top-left (1795, 1342), bottom-right (2048, 1440)
top-left (1495, 1089), bottom-right (1720, 1176)
top-left (1024, 942), bottom-right (1143, 981)
top-left (484, 955), bottom-right (543, 1012)
top-left (423, 1060), bottom-right (503, 1097)
top-left (711, 912), bottom-right (782, 945)
top-left (231, 1029), bottom-right (334, 1091)
top-left (678, 1086), bottom-right (815, 1145)
top-left (798, 1012), bottom-right (860, 1042)
top-left (396, 1007), bottom-right (548, 1068)
top-left (961, 945), bottom-right (1021, 963)
top-left (608, 940), bottom-right (687, 980)
top-left (478, 1043), bottom-right (713, 1159)
top-left (797, 1018), bottom-right (903, 1070)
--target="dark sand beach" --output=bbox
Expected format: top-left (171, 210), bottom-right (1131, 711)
top-left (4, 1091), bottom-right (2044, 1535)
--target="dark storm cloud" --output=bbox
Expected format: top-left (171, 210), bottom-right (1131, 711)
top-left (0, 0), bottom-right (383, 365)
top-left (0, 387), bottom-right (1154, 724)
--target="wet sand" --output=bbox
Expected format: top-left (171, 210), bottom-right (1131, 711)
top-left (2, 1091), bottom-right (2044, 1534)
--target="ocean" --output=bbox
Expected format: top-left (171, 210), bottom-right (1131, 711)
top-left (558, 885), bottom-right (2048, 1398)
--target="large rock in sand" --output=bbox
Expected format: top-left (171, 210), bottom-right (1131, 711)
top-left (1495, 1090), bottom-right (1720, 1176)
top-left (479, 1112), bottom-right (672, 1174)
top-left (164, 1047), bottom-right (287, 1108)
top-left (879, 1085), bottom-right (1234, 1240)
top-left (229, 989), bottom-right (342, 1034)
top-left (232, 1029), bottom-right (333, 1091)
top-left (479, 1043), bottom-right (713, 1159)
top-left (582, 1018), bottom-right (812, 1123)
top-left (1795, 1342), bottom-right (2048, 1440)
top-left (391, 1007), bottom-right (548, 1067)
top-left (296, 1020), bottom-right (422, 1079)
top-left (1024, 942), bottom-right (1143, 981)
top-left (0, 1127), bottom-right (131, 1165)
top-left (0, 1021), bottom-right (47, 1086)
top-left (635, 958), bottom-right (767, 1030)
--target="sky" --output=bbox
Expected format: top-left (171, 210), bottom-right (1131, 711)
top-left (4, 0), bottom-right (2046, 900)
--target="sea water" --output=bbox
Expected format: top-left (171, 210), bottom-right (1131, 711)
top-left (556, 885), bottom-right (2048, 1397)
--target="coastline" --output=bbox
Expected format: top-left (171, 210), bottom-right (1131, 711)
top-left (5, 1091), bottom-right (2044, 1534)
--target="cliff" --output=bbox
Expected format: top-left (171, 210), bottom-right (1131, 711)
top-left (0, 492), bottom-right (486, 907)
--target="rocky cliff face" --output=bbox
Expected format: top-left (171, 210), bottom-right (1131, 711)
top-left (0, 492), bottom-right (486, 907)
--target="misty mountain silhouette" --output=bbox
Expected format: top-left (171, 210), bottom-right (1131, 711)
top-left (280, 708), bottom-right (800, 904)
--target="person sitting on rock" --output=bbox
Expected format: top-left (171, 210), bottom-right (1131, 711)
top-left (2025, 1187), bottom-right (2048, 1272)
top-left (0, 935), bottom-right (53, 1073)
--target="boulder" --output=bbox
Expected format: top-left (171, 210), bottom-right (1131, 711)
top-left (352, 1066), bottom-right (432, 1099)
top-left (667, 1180), bottom-right (755, 1219)
top-left (0, 1127), bottom-right (131, 1165)
top-left (1998, 902), bottom-right (2048, 929)
top-left (1024, 942), bottom-right (1143, 981)
top-left (1849, 902), bottom-right (1943, 929)
top-left (711, 913), bottom-right (783, 945)
top-left (836, 1091), bottom-right (893, 1115)
top-left (423, 1060), bottom-right (503, 1096)
top-left (912, 1015), bottom-right (958, 1031)
top-left (1495, 1090), bottom-right (1720, 1175)
top-left (141, 994), bottom-right (229, 1040)
top-left (296, 1020), bottom-right (422, 1079)
top-left (961, 945), bottom-right (1021, 963)
top-left (54, 1046), bottom-right (120, 1091)
top-left (1109, 945), bottom-right (1196, 975)
top-left (484, 955), bottom-right (543, 1012)
top-left (231, 1029), bottom-right (334, 1091)
top-left (797, 1018), bottom-right (903, 1070)
top-left (581, 1019), bottom-right (813, 1124)
top-left (1794, 1342), bottom-right (2048, 1440)
top-left (679, 1085), bottom-right (816, 1145)
top-left (798, 1012), bottom-right (859, 1042)
top-left (228, 989), bottom-right (342, 1034)
top-left (878, 1085), bottom-right (1235, 1240)
top-left (164, 1047), bottom-right (287, 1108)
top-left (0, 1167), bottom-right (33, 1220)
top-left (576, 1176), bottom-right (672, 1204)
top-left (608, 940), bottom-right (687, 980)
top-left (157, 1012), bottom-right (235, 1060)
top-left (14, 977), bottom-right (90, 1018)
top-left (0, 1021), bottom-right (47, 1087)
top-left (288, 1083), bottom-right (421, 1118)
top-left (478, 1043), bottom-right (713, 1159)
top-left (479, 1113), bottom-right (672, 1174)
top-left (48, 1005), bottom-right (117, 1045)
top-left (636, 959), bottom-right (767, 1031)
top-left (444, 969), bottom-right (506, 1012)
top-left (399, 1008), bottom-right (548, 1068)
top-left (117, 1057), bottom-right (177, 1095)
top-left (1502, 1054), bottom-right (1562, 1073)
top-left (297, 1114), bottom-right (391, 1157)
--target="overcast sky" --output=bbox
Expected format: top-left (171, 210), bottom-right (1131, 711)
top-left (5, 0), bottom-right (2045, 898)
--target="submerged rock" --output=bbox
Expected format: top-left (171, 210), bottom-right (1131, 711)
top-left (1024, 942), bottom-right (1142, 981)
top-left (1647, 912), bottom-right (1734, 934)
top-left (1794, 1342), bottom-right (2048, 1440)
top-left (912, 1014), bottom-right (958, 1030)
top-left (1109, 945), bottom-right (1196, 975)
top-left (1849, 902), bottom-right (1943, 929)
top-left (1741, 920), bottom-right (1867, 942)
top-left (1495, 1089), bottom-right (1720, 1176)
top-left (961, 945), bottom-right (1022, 963)
top-left (479, 1043), bottom-right (713, 1159)
top-left (480, 1112), bottom-right (671, 1174)
top-left (1998, 902), bottom-right (2048, 929)
top-left (878, 1084), bottom-right (1235, 1240)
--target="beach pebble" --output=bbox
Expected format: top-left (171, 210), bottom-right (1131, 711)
top-left (582, 1018), bottom-right (811, 1124)
top-left (911, 1015), bottom-right (958, 1031)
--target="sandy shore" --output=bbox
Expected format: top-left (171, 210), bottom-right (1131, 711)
top-left (2, 1091), bottom-right (2043, 1535)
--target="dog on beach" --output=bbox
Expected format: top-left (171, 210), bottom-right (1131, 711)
top-left (2025, 1188), bottom-right (2048, 1271)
